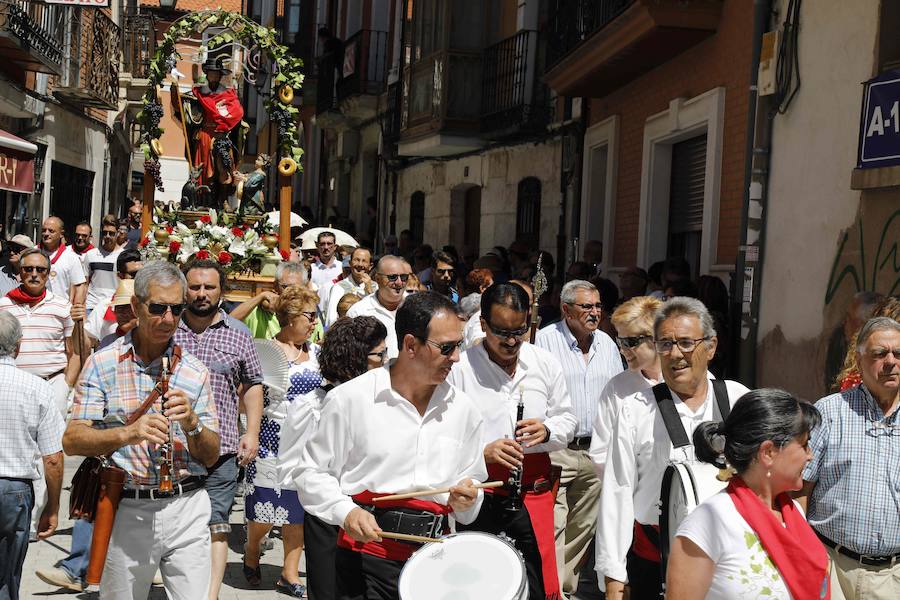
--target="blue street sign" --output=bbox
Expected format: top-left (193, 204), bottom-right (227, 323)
top-left (858, 70), bottom-right (900, 169)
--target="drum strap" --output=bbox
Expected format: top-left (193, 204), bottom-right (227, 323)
top-left (651, 381), bottom-right (731, 448)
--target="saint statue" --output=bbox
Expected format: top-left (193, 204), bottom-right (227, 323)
top-left (171, 55), bottom-right (247, 209)
top-left (235, 154), bottom-right (271, 215)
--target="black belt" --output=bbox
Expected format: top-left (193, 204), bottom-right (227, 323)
top-left (122, 477), bottom-right (204, 500)
top-left (361, 505), bottom-right (446, 540)
top-left (816, 530), bottom-right (900, 566)
top-left (568, 436), bottom-right (591, 450)
top-left (42, 368), bottom-right (65, 381)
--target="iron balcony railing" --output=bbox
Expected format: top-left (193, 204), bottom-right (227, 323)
top-left (546, 0), bottom-right (633, 67)
top-left (337, 29), bottom-right (388, 102)
top-left (481, 29), bottom-right (551, 135)
top-left (122, 14), bottom-right (154, 79)
top-left (55, 8), bottom-right (120, 110)
top-left (0, 0), bottom-right (65, 74)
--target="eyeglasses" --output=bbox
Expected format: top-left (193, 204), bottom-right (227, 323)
top-left (299, 311), bottom-right (317, 323)
top-left (75, 233), bottom-right (91, 239)
top-left (865, 402), bottom-right (900, 437)
top-left (485, 323), bottom-right (529, 340)
top-left (435, 268), bottom-right (455, 276)
top-left (379, 273), bottom-right (410, 283)
top-left (101, 230), bottom-right (117, 237)
top-left (368, 348), bottom-right (388, 362)
top-left (654, 337), bottom-right (710, 354)
top-left (418, 337), bottom-right (464, 356)
top-left (616, 335), bottom-right (653, 350)
top-left (8, 245), bottom-right (26, 254)
top-left (147, 302), bottom-right (186, 317)
top-left (569, 302), bottom-right (603, 312)
top-left (21, 265), bottom-right (48, 274)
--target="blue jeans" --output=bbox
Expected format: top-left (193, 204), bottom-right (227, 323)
top-left (0, 478), bottom-right (34, 600)
top-left (60, 518), bottom-right (93, 581)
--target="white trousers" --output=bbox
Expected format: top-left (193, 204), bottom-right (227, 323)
top-left (100, 488), bottom-right (212, 600)
top-left (30, 374), bottom-right (68, 537)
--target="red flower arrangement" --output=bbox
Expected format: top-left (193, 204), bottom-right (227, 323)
top-left (165, 225), bottom-right (174, 234)
top-left (195, 249), bottom-right (210, 260)
top-left (139, 236), bottom-right (150, 248)
top-left (199, 215), bottom-right (212, 224)
top-left (168, 240), bottom-right (181, 254)
top-left (217, 251), bottom-right (233, 265)
top-left (231, 227), bottom-right (245, 238)
top-left (279, 248), bottom-right (291, 261)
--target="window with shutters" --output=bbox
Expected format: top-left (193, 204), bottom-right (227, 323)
top-left (50, 161), bottom-right (94, 242)
top-left (516, 177), bottom-right (541, 247)
top-left (667, 134), bottom-right (707, 280)
top-left (409, 191), bottom-right (425, 244)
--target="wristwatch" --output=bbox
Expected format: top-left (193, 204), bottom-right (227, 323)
top-left (542, 424), bottom-right (551, 443)
top-left (185, 422), bottom-right (204, 437)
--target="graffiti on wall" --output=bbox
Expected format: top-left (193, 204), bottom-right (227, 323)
top-left (825, 208), bottom-right (900, 304)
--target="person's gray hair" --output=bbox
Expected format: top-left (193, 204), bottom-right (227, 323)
top-left (856, 316), bottom-right (900, 352)
top-left (133, 261), bottom-right (186, 303)
top-left (18, 247), bottom-right (50, 267)
top-left (459, 293), bottom-right (481, 319)
top-left (276, 261), bottom-right (308, 285)
top-left (653, 296), bottom-right (717, 340)
top-left (560, 279), bottom-right (598, 305)
top-left (0, 311), bottom-right (21, 358)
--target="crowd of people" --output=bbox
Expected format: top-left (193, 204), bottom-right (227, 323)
top-left (0, 213), bottom-right (897, 600)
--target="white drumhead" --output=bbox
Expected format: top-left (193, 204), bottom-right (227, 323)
top-left (398, 532), bottom-right (527, 600)
top-left (661, 462), bottom-right (727, 565)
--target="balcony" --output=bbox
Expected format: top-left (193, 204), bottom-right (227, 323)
top-left (481, 30), bottom-right (552, 139)
top-left (544, 0), bottom-right (723, 97)
top-left (396, 49), bottom-right (484, 157)
top-left (54, 8), bottom-right (121, 110)
top-left (315, 29), bottom-right (388, 127)
top-left (0, 0), bottom-right (64, 75)
top-left (119, 14), bottom-right (155, 104)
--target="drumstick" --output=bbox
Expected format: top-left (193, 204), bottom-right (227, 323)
top-left (379, 531), bottom-right (444, 544)
top-left (372, 481), bottom-right (504, 503)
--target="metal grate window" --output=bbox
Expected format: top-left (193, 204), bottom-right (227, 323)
top-left (667, 134), bottom-right (706, 276)
top-left (516, 177), bottom-right (541, 247)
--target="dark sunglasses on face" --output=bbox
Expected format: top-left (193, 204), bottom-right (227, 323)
top-left (101, 230), bottom-right (117, 237)
top-left (419, 337), bottom-right (464, 356)
top-left (380, 273), bottom-right (410, 283)
top-left (299, 311), bottom-right (317, 323)
top-left (147, 302), bottom-right (186, 317)
top-left (368, 348), bottom-right (388, 362)
top-left (21, 265), bottom-right (48, 274)
top-left (8, 244), bottom-right (26, 254)
top-left (486, 323), bottom-right (529, 340)
top-left (616, 335), bottom-right (653, 349)
top-left (435, 268), bottom-right (455, 276)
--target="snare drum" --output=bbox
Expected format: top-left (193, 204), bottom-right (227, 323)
top-left (398, 531), bottom-right (527, 600)
top-left (659, 461), bottom-right (727, 574)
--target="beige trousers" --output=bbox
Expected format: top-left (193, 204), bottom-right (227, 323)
top-left (828, 545), bottom-right (900, 600)
top-left (551, 447), bottom-right (602, 595)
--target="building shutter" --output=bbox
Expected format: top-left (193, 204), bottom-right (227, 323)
top-left (668, 134), bottom-right (707, 235)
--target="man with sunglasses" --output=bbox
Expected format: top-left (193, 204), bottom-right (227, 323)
top-left (39, 216), bottom-right (87, 306)
top-left (346, 255), bottom-right (413, 360)
top-left (796, 317), bottom-right (900, 599)
top-left (83, 215), bottom-right (123, 317)
top-left (297, 292), bottom-right (485, 600)
top-left (535, 280), bottom-right (623, 596)
top-left (324, 247), bottom-right (376, 327)
top-left (448, 282), bottom-right (577, 600)
top-left (72, 221), bottom-right (95, 263)
top-left (0, 234), bottom-right (35, 296)
top-left (597, 297), bottom-right (748, 600)
top-left (176, 259), bottom-right (264, 600)
top-left (63, 261), bottom-right (220, 599)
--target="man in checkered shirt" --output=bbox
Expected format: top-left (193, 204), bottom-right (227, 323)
top-left (63, 261), bottom-right (220, 600)
top-left (0, 310), bottom-right (65, 600)
top-left (798, 316), bottom-right (900, 600)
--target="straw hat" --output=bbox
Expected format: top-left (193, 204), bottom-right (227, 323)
top-left (110, 279), bottom-right (135, 307)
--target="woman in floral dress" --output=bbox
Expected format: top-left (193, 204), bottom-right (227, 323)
top-left (244, 286), bottom-right (321, 597)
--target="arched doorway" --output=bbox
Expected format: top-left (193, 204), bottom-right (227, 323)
top-left (516, 177), bottom-right (541, 247)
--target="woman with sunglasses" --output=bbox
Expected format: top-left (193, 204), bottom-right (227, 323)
top-left (244, 286), bottom-right (322, 597)
top-left (588, 295), bottom-right (663, 475)
top-left (303, 315), bottom-right (388, 600)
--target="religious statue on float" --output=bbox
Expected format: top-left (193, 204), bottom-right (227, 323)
top-left (171, 55), bottom-right (248, 210)
top-left (233, 153), bottom-right (271, 215)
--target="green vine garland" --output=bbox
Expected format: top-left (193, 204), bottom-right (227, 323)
top-left (137, 10), bottom-right (305, 191)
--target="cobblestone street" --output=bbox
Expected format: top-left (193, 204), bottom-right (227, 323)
top-left (21, 458), bottom-right (301, 599)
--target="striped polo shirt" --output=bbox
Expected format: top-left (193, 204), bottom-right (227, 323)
top-left (0, 291), bottom-right (73, 378)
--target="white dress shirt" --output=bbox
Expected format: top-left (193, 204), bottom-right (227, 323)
top-left (447, 342), bottom-right (577, 453)
top-left (46, 245), bottom-right (86, 301)
top-left (463, 310), bottom-right (485, 348)
top-left (346, 293), bottom-right (399, 359)
top-left (310, 258), bottom-right (343, 312)
top-left (535, 321), bottom-right (623, 437)
top-left (595, 376), bottom-right (750, 584)
top-left (324, 276), bottom-right (375, 327)
top-left (588, 369), bottom-right (656, 478)
top-left (295, 366), bottom-right (487, 527)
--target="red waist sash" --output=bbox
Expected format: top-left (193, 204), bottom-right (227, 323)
top-left (632, 521), bottom-right (661, 562)
top-left (336, 490), bottom-right (451, 561)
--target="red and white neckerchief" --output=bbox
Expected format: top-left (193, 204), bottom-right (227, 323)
top-left (42, 242), bottom-right (66, 265)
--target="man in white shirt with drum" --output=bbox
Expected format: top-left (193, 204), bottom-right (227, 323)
top-left (596, 297), bottom-right (749, 600)
top-left (296, 292), bottom-right (486, 600)
top-left (448, 282), bottom-right (577, 600)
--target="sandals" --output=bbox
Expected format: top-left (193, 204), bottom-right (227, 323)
top-left (242, 560), bottom-right (261, 586)
top-left (275, 578), bottom-right (307, 598)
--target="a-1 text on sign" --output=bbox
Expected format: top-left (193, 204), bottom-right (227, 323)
top-left (45, 0), bottom-right (110, 6)
top-left (858, 70), bottom-right (900, 169)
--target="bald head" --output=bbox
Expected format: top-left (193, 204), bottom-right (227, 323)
top-left (376, 254), bottom-right (409, 273)
top-left (41, 216), bottom-right (65, 250)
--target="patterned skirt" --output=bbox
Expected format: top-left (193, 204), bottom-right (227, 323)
top-left (245, 483), bottom-right (305, 526)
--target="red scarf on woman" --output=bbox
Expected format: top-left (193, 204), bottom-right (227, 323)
top-left (7, 286), bottom-right (47, 307)
top-left (727, 477), bottom-right (830, 600)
